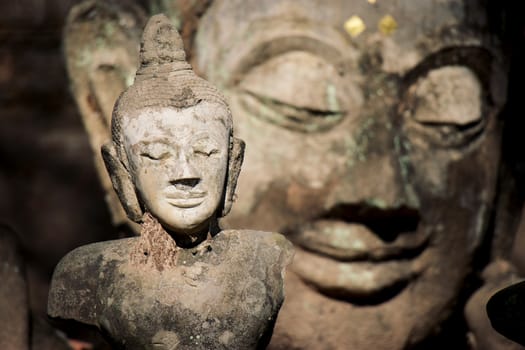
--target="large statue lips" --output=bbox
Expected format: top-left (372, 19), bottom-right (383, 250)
top-left (288, 220), bottom-right (428, 300)
top-left (292, 220), bottom-right (429, 261)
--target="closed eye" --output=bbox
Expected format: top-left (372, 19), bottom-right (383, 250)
top-left (401, 65), bottom-right (487, 149)
top-left (237, 50), bottom-right (361, 133)
top-left (194, 149), bottom-right (219, 157)
top-left (140, 152), bottom-right (169, 160)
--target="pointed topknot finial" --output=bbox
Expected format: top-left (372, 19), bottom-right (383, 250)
top-left (138, 14), bottom-right (190, 73)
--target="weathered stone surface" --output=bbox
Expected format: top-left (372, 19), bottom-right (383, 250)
top-left (49, 228), bottom-right (292, 349)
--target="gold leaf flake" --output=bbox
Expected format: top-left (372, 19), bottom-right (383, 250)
top-left (378, 14), bottom-right (398, 35)
top-left (344, 16), bottom-right (366, 38)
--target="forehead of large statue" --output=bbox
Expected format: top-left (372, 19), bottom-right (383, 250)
top-left (196, 0), bottom-right (494, 80)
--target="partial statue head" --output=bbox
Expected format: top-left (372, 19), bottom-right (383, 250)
top-left (190, 0), bottom-right (507, 348)
top-left (102, 14), bottom-right (245, 236)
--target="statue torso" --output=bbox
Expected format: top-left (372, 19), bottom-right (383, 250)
top-left (48, 230), bottom-right (292, 349)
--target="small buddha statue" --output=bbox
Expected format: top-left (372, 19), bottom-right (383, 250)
top-left (47, 14), bottom-right (293, 350)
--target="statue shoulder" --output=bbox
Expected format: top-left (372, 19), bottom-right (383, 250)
top-left (220, 229), bottom-right (294, 268)
top-left (218, 229), bottom-right (293, 319)
top-left (47, 238), bottom-right (136, 326)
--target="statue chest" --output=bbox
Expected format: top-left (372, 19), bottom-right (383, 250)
top-left (95, 244), bottom-right (281, 349)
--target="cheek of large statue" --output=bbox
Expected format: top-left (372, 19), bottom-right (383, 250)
top-left (265, 143), bottom-right (500, 350)
top-left (221, 83), bottom-right (501, 349)
top-left (401, 125), bottom-right (503, 342)
top-left (222, 95), bottom-right (397, 229)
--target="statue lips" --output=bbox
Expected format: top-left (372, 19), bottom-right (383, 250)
top-left (164, 190), bottom-right (207, 208)
top-left (289, 220), bottom-right (428, 301)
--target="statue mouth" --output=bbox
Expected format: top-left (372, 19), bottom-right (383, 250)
top-left (164, 191), bottom-right (207, 208)
top-left (287, 206), bottom-right (427, 303)
top-left (291, 220), bottom-right (428, 261)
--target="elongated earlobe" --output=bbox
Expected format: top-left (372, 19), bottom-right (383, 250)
top-left (101, 142), bottom-right (143, 222)
top-left (221, 137), bottom-right (245, 217)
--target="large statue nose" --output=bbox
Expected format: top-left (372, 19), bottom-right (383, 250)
top-left (325, 145), bottom-right (419, 211)
top-left (289, 122), bottom-right (420, 217)
top-left (304, 126), bottom-right (423, 244)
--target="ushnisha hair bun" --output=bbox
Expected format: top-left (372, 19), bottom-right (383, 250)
top-left (111, 14), bottom-right (232, 160)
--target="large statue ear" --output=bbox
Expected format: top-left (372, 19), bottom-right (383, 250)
top-left (101, 142), bottom-right (143, 222)
top-left (220, 137), bottom-right (245, 217)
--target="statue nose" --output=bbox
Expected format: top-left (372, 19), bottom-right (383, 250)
top-left (170, 178), bottom-right (200, 190)
top-left (324, 149), bottom-right (420, 212)
top-left (167, 151), bottom-right (200, 187)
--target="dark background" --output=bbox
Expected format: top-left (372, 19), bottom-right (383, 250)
top-left (0, 0), bottom-right (116, 317)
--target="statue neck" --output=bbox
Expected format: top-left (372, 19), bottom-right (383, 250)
top-left (132, 213), bottom-right (219, 271)
top-left (141, 212), bottom-right (218, 248)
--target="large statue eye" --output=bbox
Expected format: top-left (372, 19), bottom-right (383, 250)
top-left (236, 51), bottom-right (361, 133)
top-left (402, 66), bottom-right (485, 148)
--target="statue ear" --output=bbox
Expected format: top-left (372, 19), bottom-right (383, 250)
top-left (101, 142), bottom-right (143, 222)
top-left (220, 137), bottom-right (245, 217)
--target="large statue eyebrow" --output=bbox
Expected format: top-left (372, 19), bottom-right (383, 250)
top-left (402, 46), bottom-right (495, 91)
top-left (222, 20), bottom-right (348, 85)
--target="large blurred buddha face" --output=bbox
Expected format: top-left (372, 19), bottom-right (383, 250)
top-left (189, 0), bottom-right (506, 348)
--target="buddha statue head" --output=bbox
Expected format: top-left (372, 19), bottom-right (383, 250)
top-left (188, 0), bottom-right (507, 348)
top-left (101, 14), bottom-right (245, 243)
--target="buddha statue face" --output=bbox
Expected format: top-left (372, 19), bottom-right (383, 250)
top-left (188, 0), bottom-right (507, 348)
top-left (121, 102), bottom-right (231, 234)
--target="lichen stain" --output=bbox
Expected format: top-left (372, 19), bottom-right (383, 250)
top-left (76, 48), bottom-right (92, 68)
top-left (345, 117), bottom-right (375, 168)
top-left (393, 134), bottom-right (420, 207)
top-left (325, 84), bottom-right (339, 112)
top-left (219, 330), bottom-right (234, 345)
